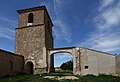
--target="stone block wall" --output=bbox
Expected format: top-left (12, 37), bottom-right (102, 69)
top-left (15, 25), bottom-right (46, 73)
top-left (18, 10), bottom-right (44, 28)
top-left (115, 55), bottom-right (120, 76)
top-left (44, 11), bottom-right (54, 71)
top-left (15, 6), bottom-right (54, 74)
top-left (0, 49), bottom-right (24, 77)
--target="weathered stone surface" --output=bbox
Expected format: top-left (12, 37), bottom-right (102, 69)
top-left (15, 6), bottom-right (53, 74)
top-left (18, 10), bottom-right (44, 28)
top-left (115, 55), bottom-right (120, 76)
top-left (0, 49), bottom-right (24, 77)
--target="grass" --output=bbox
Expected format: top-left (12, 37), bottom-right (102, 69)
top-left (0, 74), bottom-right (54, 82)
top-left (43, 70), bottom-right (73, 76)
top-left (0, 74), bottom-right (120, 82)
top-left (76, 74), bottom-right (120, 82)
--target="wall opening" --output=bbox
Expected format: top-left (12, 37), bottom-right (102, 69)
top-left (25, 61), bottom-right (34, 74)
top-left (28, 13), bottom-right (33, 23)
top-left (50, 52), bottom-right (73, 74)
top-left (85, 66), bottom-right (88, 69)
top-left (10, 61), bottom-right (13, 72)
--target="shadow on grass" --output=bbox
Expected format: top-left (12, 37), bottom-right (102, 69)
top-left (0, 74), bottom-right (57, 82)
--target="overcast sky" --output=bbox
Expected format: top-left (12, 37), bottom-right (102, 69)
top-left (0, 0), bottom-right (120, 67)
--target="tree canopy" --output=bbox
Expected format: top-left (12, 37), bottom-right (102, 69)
top-left (60, 60), bottom-right (73, 70)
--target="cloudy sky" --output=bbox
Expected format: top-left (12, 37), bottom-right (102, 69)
top-left (0, 0), bottom-right (120, 67)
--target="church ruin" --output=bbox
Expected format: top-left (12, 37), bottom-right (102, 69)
top-left (0, 5), bottom-right (120, 77)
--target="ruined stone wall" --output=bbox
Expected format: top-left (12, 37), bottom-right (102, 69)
top-left (80, 48), bottom-right (116, 76)
top-left (0, 49), bottom-right (24, 77)
top-left (115, 55), bottom-right (120, 76)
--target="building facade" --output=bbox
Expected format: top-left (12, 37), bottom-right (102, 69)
top-left (15, 6), bottom-right (54, 74)
top-left (0, 5), bottom-right (120, 77)
top-left (47, 47), bottom-right (120, 76)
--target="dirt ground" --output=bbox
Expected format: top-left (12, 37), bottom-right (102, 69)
top-left (44, 76), bottom-right (78, 80)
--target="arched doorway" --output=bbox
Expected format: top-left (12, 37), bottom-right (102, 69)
top-left (48, 50), bottom-right (73, 73)
top-left (47, 47), bottom-right (81, 75)
top-left (53, 52), bottom-right (73, 74)
top-left (25, 61), bottom-right (34, 74)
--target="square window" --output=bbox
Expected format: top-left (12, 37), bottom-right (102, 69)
top-left (85, 66), bottom-right (88, 69)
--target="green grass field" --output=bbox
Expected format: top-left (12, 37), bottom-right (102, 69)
top-left (0, 74), bottom-right (120, 82)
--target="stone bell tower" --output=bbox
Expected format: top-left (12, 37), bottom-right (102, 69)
top-left (15, 6), bottom-right (54, 74)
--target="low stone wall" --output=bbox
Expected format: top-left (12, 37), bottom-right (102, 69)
top-left (115, 55), bottom-right (120, 76)
top-left (0, 49), bottom-right (24, 77)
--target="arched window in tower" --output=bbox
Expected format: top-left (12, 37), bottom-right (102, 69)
top-left (28, 13), bottom-right (33, 23)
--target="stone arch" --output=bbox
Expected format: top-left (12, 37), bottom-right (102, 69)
top-left (47, 47), bottom-right (80, 74)
top-left (51, 51), bottom-right (73, 56)
top-left (25, 61), bottom-right (34, 74)
top-left (49, 49), bottom-right (73, 56)
top-left (51, 51), bottom-right (73, 72)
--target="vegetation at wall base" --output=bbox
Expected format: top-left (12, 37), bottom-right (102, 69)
top-left (42, 71), bottom-right (73, 76)
top-left (0, 74), bottom-right (120, 82)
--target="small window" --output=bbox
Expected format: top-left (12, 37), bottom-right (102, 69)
top-left (28, 13), bottom-right (33, 23)
top-left (85, 66), bottom-right (88, 69)
top-left (48, 20), bottom-right (50, 28)
top-left (10, 61), bottom-right (13, 72)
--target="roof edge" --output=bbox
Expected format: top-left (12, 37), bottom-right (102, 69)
top-left (0, 49), bottom-right (24, 57)
top-left (17, 5), bottom-right (46, 14)
top-left (79, 47), bottom-right (115, 56)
